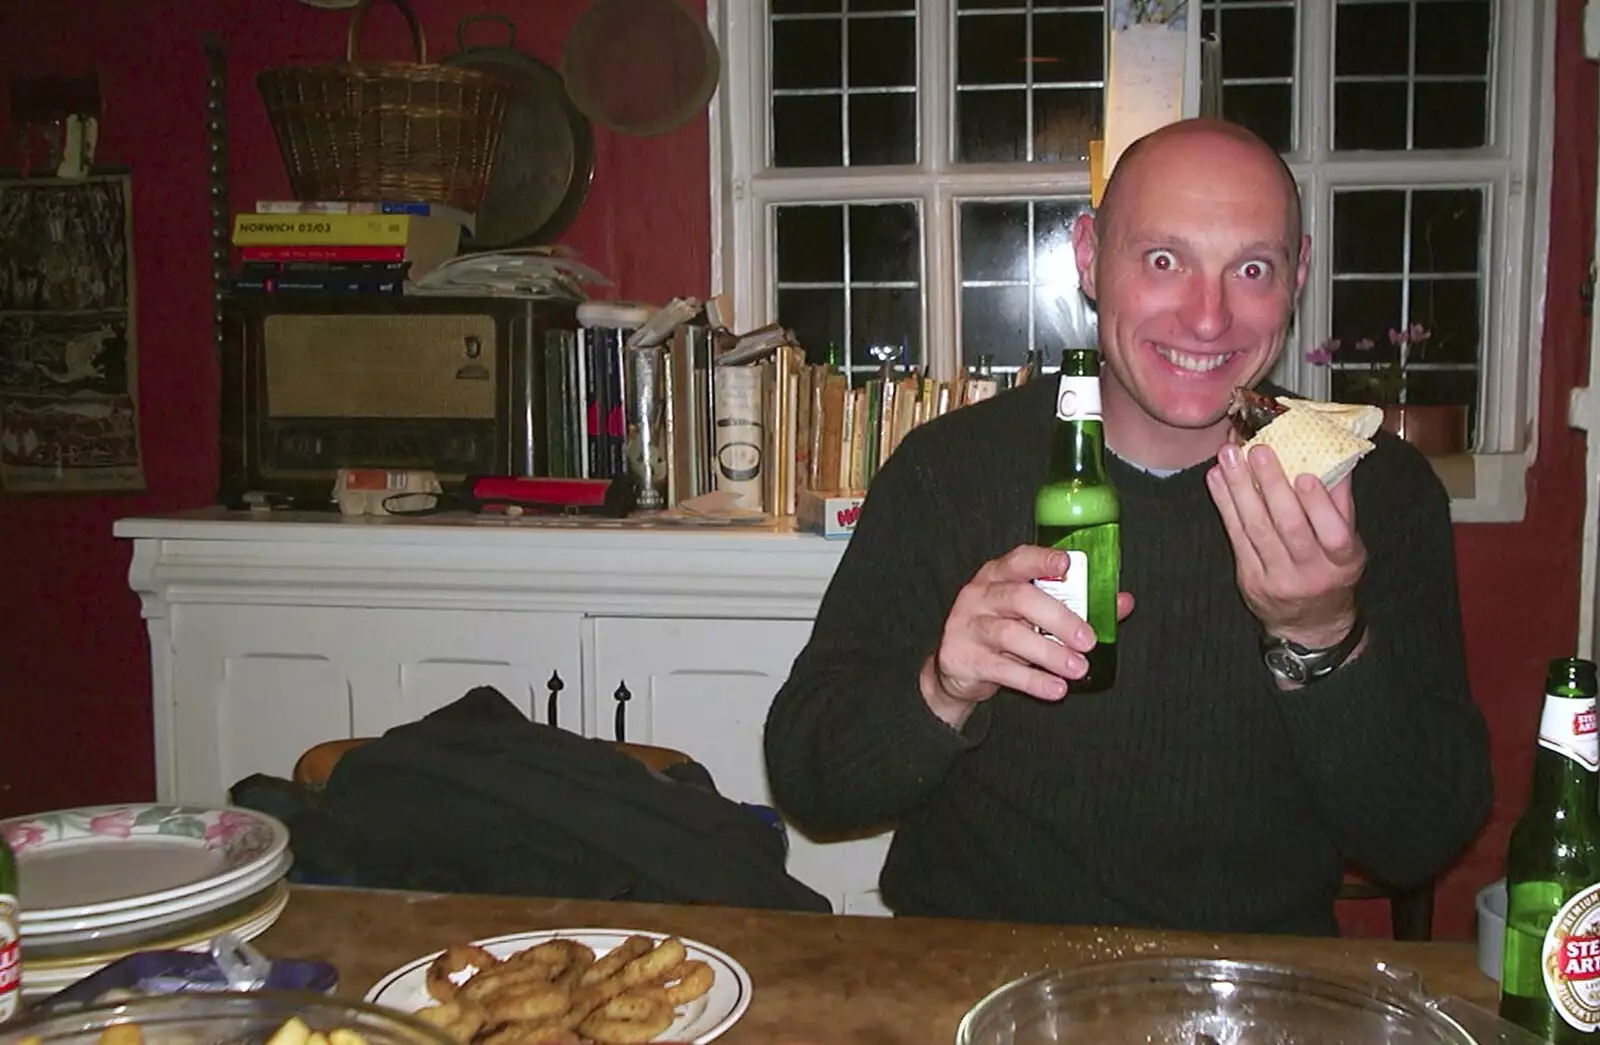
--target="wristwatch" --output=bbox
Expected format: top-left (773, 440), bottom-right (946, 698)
top-left (1260, 613), bottom-right (1367, 686)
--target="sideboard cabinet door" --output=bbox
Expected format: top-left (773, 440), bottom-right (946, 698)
top-left (587, 616), bottom-right (893, 916)
top-left (167, 604), bottom-right (583, 804)
top-left (347, 609), bottom-right (583, 737)
top-left (170, 603), bottom-right (360, 805)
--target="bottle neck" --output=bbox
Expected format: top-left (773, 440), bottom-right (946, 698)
top-left (1530, 691), bottom-right (1600, 809)
top-left (1047, 372), bottom-right (1108, 484)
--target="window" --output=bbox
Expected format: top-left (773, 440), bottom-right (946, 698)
top-left (712, 0), bottom-right (1552, 471)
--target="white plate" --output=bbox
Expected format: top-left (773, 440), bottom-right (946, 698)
top-left (23, 849), bottom-right (292, 941)
top-left (366, 929), bottom-right (752, 1045)
top-left (20, 881), bottom-right (291, 997)
top-left (2, 804), bottom-right (289, 924)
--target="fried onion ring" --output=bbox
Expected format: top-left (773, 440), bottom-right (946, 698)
top-left (578, 999), bottom-right (674, 1045)
top-left (487, 983), bottom-right (572, 1023)
top-left (458, 961), bottom-right (561, 1006)
top-left (656, 960), bottom-right (714, 1006)
top-left (476, 1024), bottom-right (584, 1045)
top-left (413, 1001), bottom-right (487, 1044)
top-left (425, 945), bottom-right (499, 1002)
top-left (578, 936), bottom-right (654, 988)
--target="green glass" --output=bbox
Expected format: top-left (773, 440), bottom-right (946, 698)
top-left (1501, 657), bottom-right (1600, 1045)
top-left (0, 829), bottom-right (16, 1018)
top-left (1033, 348), bottom-right (1120, 692)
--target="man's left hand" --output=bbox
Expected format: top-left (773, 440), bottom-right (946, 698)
top-left (1206, 443), bottom-right (1366, 649)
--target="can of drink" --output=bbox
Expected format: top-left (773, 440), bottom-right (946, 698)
top-left (624, 345), bottom-right (669, 509)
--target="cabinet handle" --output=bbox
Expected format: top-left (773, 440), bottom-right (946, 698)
top-left (545, 670), bottom-right (565, 730)
top-left (613, 681), bottom-right (633, 742)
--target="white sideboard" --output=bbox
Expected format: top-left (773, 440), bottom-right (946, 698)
top-left (113, 510), bottom-right (893, 916)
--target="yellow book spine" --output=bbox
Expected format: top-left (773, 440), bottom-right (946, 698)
top-left (231, 213), bottom-right (418, 246)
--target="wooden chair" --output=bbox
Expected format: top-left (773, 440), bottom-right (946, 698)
top-left (291, 736), bottom-right (694, 789)
top-left (1337, 869), bottom-right (1434, 941)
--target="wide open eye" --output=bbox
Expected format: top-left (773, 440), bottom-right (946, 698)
top-left (1146, 249), bottom-right (1178, 272)
top-left (1237, 259), bottom-right (1271, 281)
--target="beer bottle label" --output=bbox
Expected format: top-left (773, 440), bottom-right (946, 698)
top-left (1055, 375), bottom-right (1101, 422)
top-left (1539, 694), bottom-right (1600, 771)
top-left (1033, 551), bottom-right (1091, 630)
top-left (1544, 882), bottom-right (1600, 1031)
top-left (0, 893), bottom-right (18, 1020)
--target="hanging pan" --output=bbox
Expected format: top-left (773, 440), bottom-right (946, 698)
top-left (443, 13), bottom-right (595, 249)
top-left (561, 0), bottom-right (721, 137)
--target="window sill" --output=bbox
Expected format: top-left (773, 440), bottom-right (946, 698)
top-left (1431, 453), bottom-right (1529, 524)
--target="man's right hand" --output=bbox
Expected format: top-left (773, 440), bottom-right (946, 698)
top-left (919, 545), bottom-right (1135, 728)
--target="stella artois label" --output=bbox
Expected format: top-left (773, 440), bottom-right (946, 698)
top-left (1539, 694), bottom-right (1600, 771)
top-left (1545, 883), bottom-right (1600, 1030)
top-left (0, 894), bottom-right (18, 1020)
top-left (1055, 375), bottom-right (1102, 423)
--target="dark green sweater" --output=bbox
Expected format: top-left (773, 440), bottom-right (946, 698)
top-left (764, 377), bottom-right (1493, 934)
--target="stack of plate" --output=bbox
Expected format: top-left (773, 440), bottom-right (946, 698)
top-left (1, 803), bottom-right (292, 997)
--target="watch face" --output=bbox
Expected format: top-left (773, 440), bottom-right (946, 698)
top-left (1265, 646), bottom-right (1309, 684)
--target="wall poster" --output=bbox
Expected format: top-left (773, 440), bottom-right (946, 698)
top-left (0, 173), bottom-right (143, 493)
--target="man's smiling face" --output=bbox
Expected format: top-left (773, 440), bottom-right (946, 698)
top-left (1074, 124), bottom-right (1311, 435)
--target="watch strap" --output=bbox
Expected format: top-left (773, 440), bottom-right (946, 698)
top-left (1262, 612), bottom-right (1367, 685)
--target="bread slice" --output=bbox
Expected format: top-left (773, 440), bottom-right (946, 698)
top-left (1244, 405), bottom-right (1375, 487)
top-left (1275, 396), bottom-right (1384, 440)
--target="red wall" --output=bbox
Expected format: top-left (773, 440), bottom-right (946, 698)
top-left (0, 0), bottom-right (1592, 943)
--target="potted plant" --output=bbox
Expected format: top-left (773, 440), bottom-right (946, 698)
top-left (1304, 323), bottom-right (1470, 456)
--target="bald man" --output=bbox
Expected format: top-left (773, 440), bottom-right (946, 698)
top-left (764, 119), bottom-right (1490, 935)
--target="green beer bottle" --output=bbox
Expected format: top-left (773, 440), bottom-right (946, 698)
top-left (1031, 348), bottom-right (1120, 692)
top-left (0, 831), bottom-right (17, 1019)
top-left (1500, 657), bottom-right (1600, 1044)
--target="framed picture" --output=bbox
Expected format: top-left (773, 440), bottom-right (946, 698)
top-left (0, 173), bottom-right (144, 493)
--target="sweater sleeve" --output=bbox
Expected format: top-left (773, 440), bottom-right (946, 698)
top-left (763, 429), bottom-right (995, 836)
top-left (1271, 441), bottom-right (1493, 888)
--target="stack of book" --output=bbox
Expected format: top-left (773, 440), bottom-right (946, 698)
top-left (229, 200), bottom-right (474, 297)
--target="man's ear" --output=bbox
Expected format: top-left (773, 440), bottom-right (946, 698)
top-left (1293, 233), bottom-right (1311, 298)
top-left (1072, 213), bottom-right (1101, 300)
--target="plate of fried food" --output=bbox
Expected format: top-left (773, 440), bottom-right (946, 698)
top-left (365, 929), bottom-right (751, 1045)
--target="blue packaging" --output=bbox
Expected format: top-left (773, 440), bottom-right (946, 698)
top-left (32, 951), bottom-right (338, 1013)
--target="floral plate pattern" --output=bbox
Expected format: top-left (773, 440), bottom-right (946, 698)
top-left (1, 803), bottom-right (290, 925)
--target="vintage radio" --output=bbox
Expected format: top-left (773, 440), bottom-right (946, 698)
top-left (218, 294), bottom-right (577, 509)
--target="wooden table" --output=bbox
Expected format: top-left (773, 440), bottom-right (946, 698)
top-left (253, 885), bottom-right (1498, 1045)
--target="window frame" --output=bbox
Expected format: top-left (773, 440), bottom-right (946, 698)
top-left (709, 0), bottom-right (1556, 522)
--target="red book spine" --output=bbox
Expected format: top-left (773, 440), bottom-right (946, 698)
top-left (238, 245), bottom-right (407, 262)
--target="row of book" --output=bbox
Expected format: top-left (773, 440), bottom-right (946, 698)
top-left (536, 318), bottom-right (1006, 516)
top-left (228, 200), bottom-right (474, 297)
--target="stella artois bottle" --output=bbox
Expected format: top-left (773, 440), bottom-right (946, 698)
top-left (0, 832), bottom-right (18, 1019)
top-left (1501, 657), bottom-right (1600, 1044)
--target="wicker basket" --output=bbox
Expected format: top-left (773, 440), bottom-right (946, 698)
top-left (256, 0), bottom-right (511, 213)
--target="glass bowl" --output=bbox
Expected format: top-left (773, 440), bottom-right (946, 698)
top-left (955, 958), bottom-right (1482, 1045)
top-left (0, 990), bottom-right (457, 1045)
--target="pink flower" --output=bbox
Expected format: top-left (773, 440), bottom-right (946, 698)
top-left (3, 824), bottom-right (44, 852)
top-left (1305, 338), bottom-right (1338, 365)
top-left (1408, 323), bottom-right (1432, 343)
top-left (88, 810), bottom-right (135, 838)
top-left (204, 810), bottom-right (257, 847)
top-left (1388, 327), bottom-right (1408, 347)
top-left (1355, 337), bottom-right (1375, 352)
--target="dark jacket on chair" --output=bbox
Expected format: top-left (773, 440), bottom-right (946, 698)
top-left (234, 687), bottom-right (830, 913)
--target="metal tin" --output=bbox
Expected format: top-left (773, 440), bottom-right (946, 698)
top-left (625, 345), bottom-right (669, 509)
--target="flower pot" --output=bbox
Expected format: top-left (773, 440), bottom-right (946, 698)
top-left (1380, 404), bottom-right (1469, 457)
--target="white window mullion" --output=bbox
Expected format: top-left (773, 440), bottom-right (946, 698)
top-left (1301, 0), bottom-right (1332, 162)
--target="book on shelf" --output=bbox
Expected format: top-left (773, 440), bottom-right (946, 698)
top-left (253, 199), bottom-right (476, 237)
